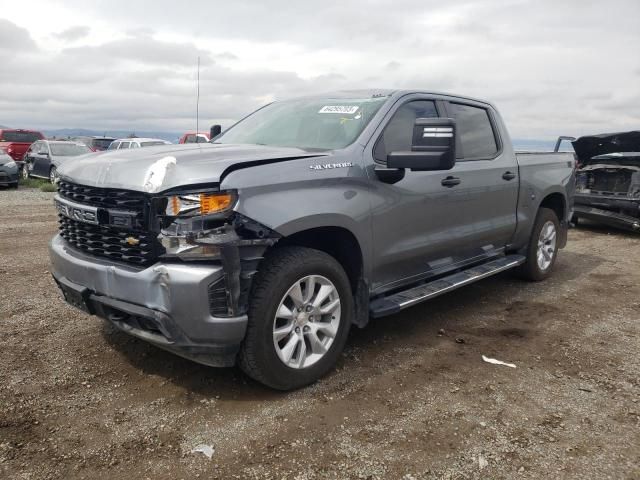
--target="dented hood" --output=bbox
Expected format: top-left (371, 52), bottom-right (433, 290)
top-left (572, 131), bottom-right (640, 164)
top-left (57, 143), bottom-right (326, 193)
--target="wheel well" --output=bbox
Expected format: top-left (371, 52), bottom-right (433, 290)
top-left (274, 227), bottom-right (363, 290)
top-left (539, 193), bottom-right (566, 222)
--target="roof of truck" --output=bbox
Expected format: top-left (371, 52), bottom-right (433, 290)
top-left (293, 89), bottom-right (493, 106)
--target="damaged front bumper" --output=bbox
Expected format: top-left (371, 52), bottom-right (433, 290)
top-left (49, 234), bottom-right (248, 366)
top-left (574, 193), bottom-right (640, 232)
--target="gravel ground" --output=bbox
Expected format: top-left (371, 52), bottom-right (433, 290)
top-left (0, 187), bottom-right (639, 479)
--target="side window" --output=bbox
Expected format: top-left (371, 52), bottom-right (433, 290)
top-left (108, 141), bottom-right (119, 150)
top-left (184, 134), bottom-right (196, 143)
top-left (29, 142), bottom-right (39, 154)
top-left (447, 103), bottom-right (498, 159)
top-left (130, 142), bottom-right (139, 149)
top-left (374, 100), bottom-right (438, 163)
top-left (119, 142), bottom-right (130, 149)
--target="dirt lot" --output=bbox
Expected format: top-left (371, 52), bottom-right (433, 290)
top-left (0, 187), bottom-right (638, 480)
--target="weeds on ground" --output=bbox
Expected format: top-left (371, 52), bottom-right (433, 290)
top-left (19, 176), bottom-right (57, 192)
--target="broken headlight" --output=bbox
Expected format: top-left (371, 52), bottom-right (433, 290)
top-left (159, 190), bottom-right (237, 259)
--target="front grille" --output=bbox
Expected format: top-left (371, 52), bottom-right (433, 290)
top-left (58, 181), bottom-right (146, 210)
top-left (57, 181), bottom-right (162, 266)
top-left (59, 216), bottom-right (160, 265)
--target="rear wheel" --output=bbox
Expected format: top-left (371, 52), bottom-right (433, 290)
top-left (239, 246), bottom-right (353, 390)
top-left (517, 207), bottom-right (560, 281)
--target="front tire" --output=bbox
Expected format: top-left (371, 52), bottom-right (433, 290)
top-left (22, 164), bottom-right (30, 180)
top-left (49, 166), bottom-right (58, 184)
top-left (239, 246), bottom-right (353, 390)
top-left (517, 207), bottom-right (560, 281)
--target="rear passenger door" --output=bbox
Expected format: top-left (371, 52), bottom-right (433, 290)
top-left (442, 100), bottom-right (519, 254)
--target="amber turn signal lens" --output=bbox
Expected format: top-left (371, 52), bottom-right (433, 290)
top-left (199, 193), bottom-right (233, 214)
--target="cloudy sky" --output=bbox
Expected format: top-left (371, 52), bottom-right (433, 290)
top-left (1, 0), bottom-right (638, 139)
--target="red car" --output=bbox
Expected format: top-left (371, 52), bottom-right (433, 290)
top-left (0, 129), bottom-right (45, 169)
top-left (179, 132), bottom-right (210, 144)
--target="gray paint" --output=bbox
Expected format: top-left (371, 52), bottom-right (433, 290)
top-left (49, 89), bottom-right (575, 363)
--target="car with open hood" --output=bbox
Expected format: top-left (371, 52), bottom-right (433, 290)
top-left (572, 131), bottom-right (640, 232)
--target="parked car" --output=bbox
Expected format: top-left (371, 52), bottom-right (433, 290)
top-left (572, 131), bottom-right (640, 232)
top-left (107, 138), bottom-right (171, 150)
top-left (0, 129), bottom-right (45, 171)
top-left (23, 140), bottom-right (92, 183)
top-left (0, 151), bottom-right (19, 188)
top-left (71, 136), bottom-right (116, 152)
top-left (179, 132), bottom-right (210, 144)
top-left (50, 90), bottom-right (575, 390)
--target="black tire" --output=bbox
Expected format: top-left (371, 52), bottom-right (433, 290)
top-left (49, 166), bottom-right (58, 184)
top-left (238, 246), bottom-right (353, 390)
top-left (517, 207), bottom-right (560, 281)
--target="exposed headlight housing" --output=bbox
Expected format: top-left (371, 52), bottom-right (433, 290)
top-left (159, 190), bottom-right (237, 259)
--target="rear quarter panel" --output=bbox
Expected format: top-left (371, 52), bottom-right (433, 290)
top-left (511, 152), bottom-right (575, 248)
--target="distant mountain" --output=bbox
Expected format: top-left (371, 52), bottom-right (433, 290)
top-left (0, 125), bottom-right (9, 129)
top-left (43, 128), bottom-right (182, 143)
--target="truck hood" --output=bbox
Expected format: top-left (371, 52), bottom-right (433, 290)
top-left (572, 131), bottom-right (640, 165)
top-left (57, 143), bottom-right (328, 193)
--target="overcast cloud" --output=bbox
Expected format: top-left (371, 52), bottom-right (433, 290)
top-left (0, 0), bottom-right (639, 139)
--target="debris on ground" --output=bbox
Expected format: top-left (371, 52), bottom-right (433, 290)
top-left (190, 444), bottom-right (215, 459)
top-left (482, 355), bottom-right (516, 368)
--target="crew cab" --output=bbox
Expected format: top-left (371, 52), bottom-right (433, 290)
top-left (49, 90), bottom-right (575, 390)
top-left (0, 129), bottom-right (45, 169)
top-left (179, 132), bottom-right (210, 144)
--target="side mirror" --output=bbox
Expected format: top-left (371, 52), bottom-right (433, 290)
top-left (387, 117), bottom-right (456, 171)
top-left (210, 124), bottom-right (222, 139)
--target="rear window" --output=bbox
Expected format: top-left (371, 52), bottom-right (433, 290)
top-left (0, 131), bottom-right (43, 143)
top-left (141, 141), bottom-right (166, 147)
top-left (447, 103), bottom-right (498, 159)
top-left (92, 139), bottom-right (114, 149)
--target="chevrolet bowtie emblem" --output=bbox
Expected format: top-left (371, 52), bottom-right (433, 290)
top-left (125, 236), bottom-right (140, 246)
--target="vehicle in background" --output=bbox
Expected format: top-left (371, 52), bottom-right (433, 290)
top-left (23, 140), bottom-right (92, 184)
top-left (0, 151), bottom-right (19, 188)
top-left (107, 138), bottom-right (172, 150)
top-left (179, 132), bottom-right (210, 144)
top-left (50, 90), bottom-right (575, 390)
top-left (0, 129), bottom-right (45, 170)
top-left (572, 131), bottom-right (640, 232)
top-left (71, 136), bottom-right (116, 152)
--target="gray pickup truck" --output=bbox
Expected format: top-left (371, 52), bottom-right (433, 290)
top-left (49, 90), bottom-right (575, 390)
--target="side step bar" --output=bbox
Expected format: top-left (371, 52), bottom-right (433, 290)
top-left (370, 254), bottom-right (526, 318)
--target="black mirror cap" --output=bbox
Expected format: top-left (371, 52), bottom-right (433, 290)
top-left (387, 117), bottom-right (456, 171)
top-left (210, 124), bottom-right (222, 139)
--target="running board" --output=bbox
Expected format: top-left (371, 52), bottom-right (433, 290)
top-left (369, 254), bottom-right (526, 318)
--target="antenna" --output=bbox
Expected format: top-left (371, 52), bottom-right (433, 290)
top-left (196, 56), bottom-right (200, 136)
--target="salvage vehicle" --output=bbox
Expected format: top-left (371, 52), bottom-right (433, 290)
top-left (49, 90), bottom-right (575, 390)
top-left (71, 136), bottom-right (116, 152)
top-left (572, 131), bottom-right (640, 232)
top-left (0, 128), bottom-right (45, 171)
top-left (179, 132), bottom-right (210, 144)
top-left (0, 151), bottom-right (19, 188)
top-left (23, 140), bottom-right (92, 184)
top-left (107, 138), bottom-right (171, 150)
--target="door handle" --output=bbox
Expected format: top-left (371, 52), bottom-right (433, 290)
top-left (441, 176), bottom-right (461, 188)
top-left (502, 171), bottom-right (517, 181)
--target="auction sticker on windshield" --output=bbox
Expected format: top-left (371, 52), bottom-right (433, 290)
top-left (318, 106), bottom-right (359, 114)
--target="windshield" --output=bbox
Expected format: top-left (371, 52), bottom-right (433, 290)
top-left (1, 131), bottom-right (43, 143)
top-left (50, 143), bottom-right (92, 156)
top-left (214, 97), bottom-right (389, 150)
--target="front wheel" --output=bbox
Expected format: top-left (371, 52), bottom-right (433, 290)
top-left (239, 246), bottom-right (353, 390)
top-left (22, 164), bottom-right (30, 180)
top-left (517, 207), bottom-right (560, 281)
top-left (49, 166), bottom-right (58, 184)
